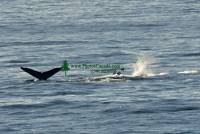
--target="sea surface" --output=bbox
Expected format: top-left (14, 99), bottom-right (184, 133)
top-left (0, 0), bottom-right (200, 134)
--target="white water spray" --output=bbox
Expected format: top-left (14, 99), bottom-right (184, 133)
top-left (132, 55), bottom-right (156, 77)
top-left (131, 55), bottom-right (198, 77)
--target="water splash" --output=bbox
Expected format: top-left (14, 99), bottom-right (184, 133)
top-left (132, 55), bottom-right (156, 77)
top-left (131, 55), bottom-right (198, 77)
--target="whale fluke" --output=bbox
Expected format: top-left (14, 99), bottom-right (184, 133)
top-left (21, 67), bottom-right (61, 80)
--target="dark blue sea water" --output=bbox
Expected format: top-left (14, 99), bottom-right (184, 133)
top-left (0, 0), bottom-right (200, 133)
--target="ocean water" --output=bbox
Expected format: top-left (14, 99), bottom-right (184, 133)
top-left (0, 0), bottom-right (200, 133)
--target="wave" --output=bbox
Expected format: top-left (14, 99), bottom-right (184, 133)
top-left (182, 52), bottom-right (200, 57)
top-left (0, 99), bottom-right (71, 109)
top-left (128, 106), bottom-right (200, 114)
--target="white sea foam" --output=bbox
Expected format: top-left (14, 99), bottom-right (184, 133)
top-left (178, 70), bottom-right (198, 74)
top-left (157, 72), bottom-right (169, 76)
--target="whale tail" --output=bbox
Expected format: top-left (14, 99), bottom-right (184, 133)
top-left (21, 67), bottom-right (61, 80)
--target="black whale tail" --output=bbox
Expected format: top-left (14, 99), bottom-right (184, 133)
top-left (21, 67), bottom-right (61, 80)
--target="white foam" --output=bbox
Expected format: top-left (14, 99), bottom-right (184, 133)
top-left (178, 70), bottom-right (198, 74)
top-left (157, 72), bottom-right (169, 76)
